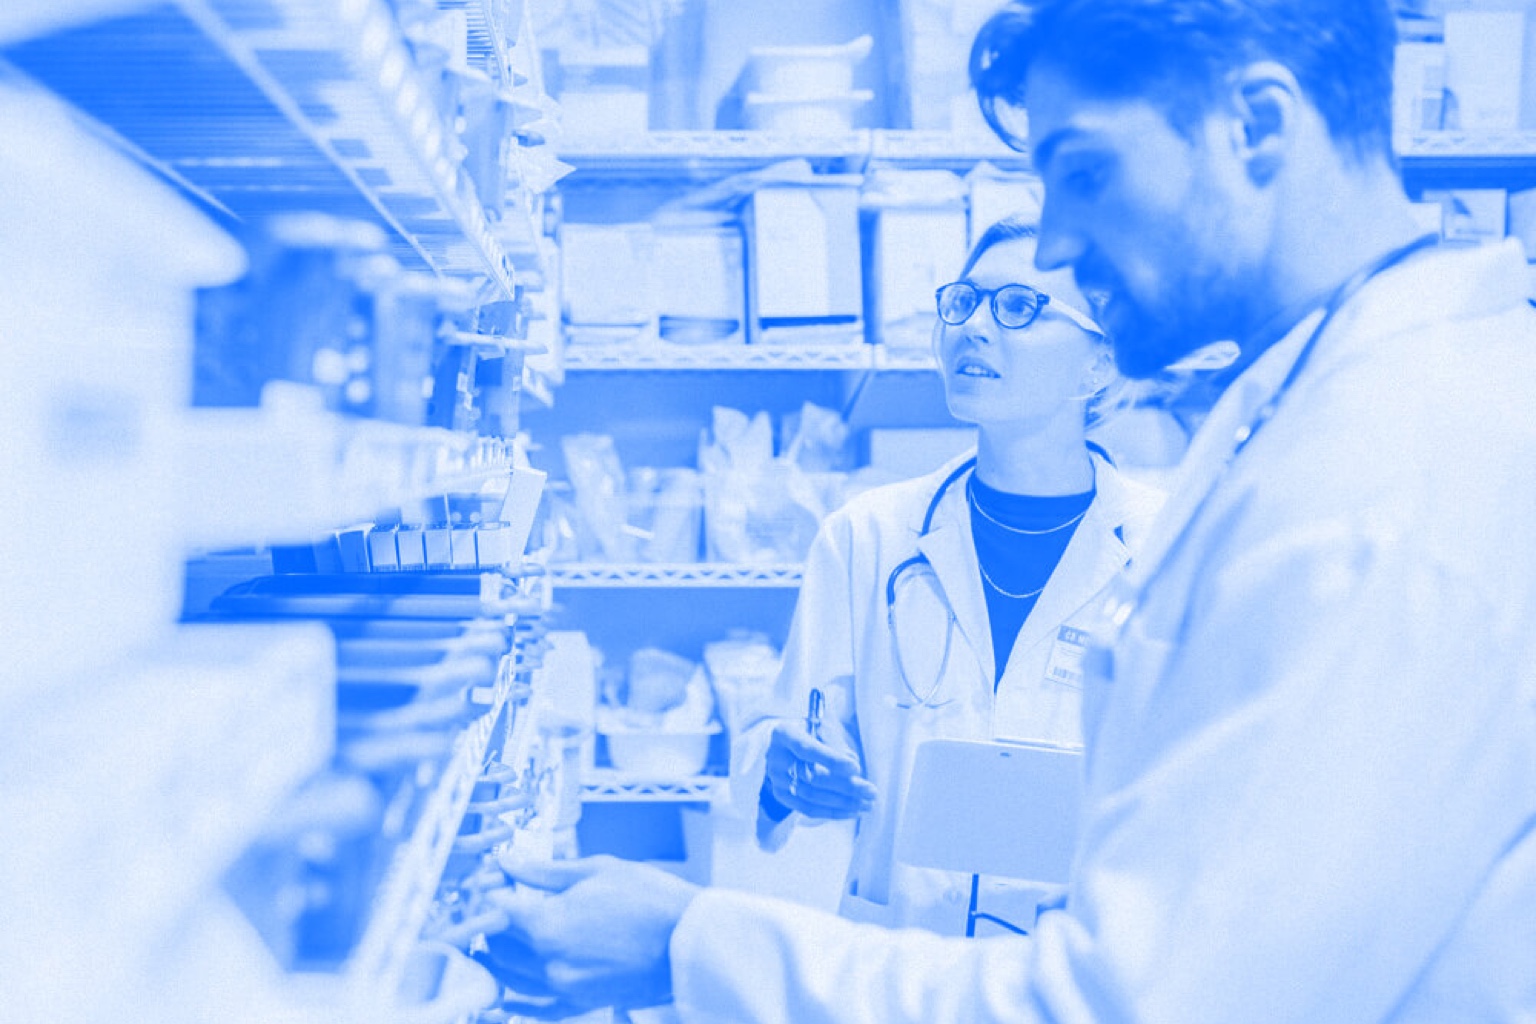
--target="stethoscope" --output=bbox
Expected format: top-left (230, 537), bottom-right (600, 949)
top-left (886, 442), bottom-right (1115, 709)
top-left (1098, 232), bottom-right (1442, 646)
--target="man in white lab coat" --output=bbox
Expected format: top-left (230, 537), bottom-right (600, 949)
top-left (484, 1), bottom-right (1536, 1020)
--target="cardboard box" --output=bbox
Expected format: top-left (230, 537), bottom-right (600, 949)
top-left (1423, 189), bottom-right (1507, 243)
top-left (864, 201), bottom-right (968, 351)
top-left (743, 178), bottom-right (864, 344)
top-left (561, 223), bottom-right (656, 327)
top-left (1394, 41), bottom-right (1447, 139)
top-left (654, 222), bottom-right (747, 344)
top-left (1445, 11), bottom-right (1525, 132)
top-left (967, 167), bottom-right (1045, 246)
top-left (556, 46), bottom-right (650, 137)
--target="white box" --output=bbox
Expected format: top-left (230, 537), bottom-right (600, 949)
top-left (367, 527), bottom-right (400, 571)
top-left (967, 168), bottom-right (1045, 246)
top-left (558, 46), bottom-right (649, 136)
top-left (561, 223), bottom-right (655, 327)
top-left (396, 525), bottom-right (427, 570)
top-left (1423, 189), bottom-right (1507, 242)
top-left (743, 179), bottom-right (864, 343)
top-left (1445, 11), bottom-right (1525, 133)
top-left (866, 203), bottom-right (969, 350)
top-left (654, 222), bottom-right (746, 342)
top-left (1394, 42), bottom-right (1447, 138)
top-left (424, 526), bottom-right (454, 568)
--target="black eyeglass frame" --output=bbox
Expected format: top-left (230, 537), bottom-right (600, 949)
top-left (934, 281), bottom-right (1053, 330)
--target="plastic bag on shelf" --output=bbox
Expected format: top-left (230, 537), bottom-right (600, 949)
top-left (561, 432), bottom-right (635, 561)
top-left (702, 632), bottom-right (782, 740)
top-left (624, 646), bottom-right (695, 714)
top-left (699, 406), bottom-right (823, 564)
top-left (781, 400), bottom-right (851, 472)
top-left (627, 466), bottom-right (702, 562)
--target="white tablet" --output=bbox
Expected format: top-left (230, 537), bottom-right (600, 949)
top-left (894, 738), bottom-right (1084, 886)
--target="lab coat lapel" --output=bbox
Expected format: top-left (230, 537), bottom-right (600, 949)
top-left (1120, 314), bottom-right (1321, 596)
top-left (1003, 456), bottom-right (1130, 671)
top-left (914, 481), bottom-right (994, 688)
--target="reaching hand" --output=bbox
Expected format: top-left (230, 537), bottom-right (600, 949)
top-left (480, 852), bottom-right (700, 1019)
top-left (763, 719), bottom-right (877, 820)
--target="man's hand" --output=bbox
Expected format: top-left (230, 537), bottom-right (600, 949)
top-left (480, 852), bottom-right (700, 1019)
top-left (763, 720), bottom-right (877, 819)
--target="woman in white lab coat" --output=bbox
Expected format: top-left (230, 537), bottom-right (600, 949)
top-left (736, 217), bottom-right (1165, 936)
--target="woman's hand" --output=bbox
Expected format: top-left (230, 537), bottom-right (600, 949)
top-left (762, 720), bottom-right (877, 820)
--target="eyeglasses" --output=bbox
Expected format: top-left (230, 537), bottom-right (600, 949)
top-left (935, 281), bottom-right (1102, 334)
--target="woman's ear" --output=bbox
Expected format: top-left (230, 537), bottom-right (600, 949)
top-left (1081, 345), bottom-right (1116, 391)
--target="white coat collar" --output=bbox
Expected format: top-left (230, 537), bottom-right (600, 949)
top-left (1122, 239), bottom-right (1530, 601)
top-left (912, 450), bottom-right (1152, 689)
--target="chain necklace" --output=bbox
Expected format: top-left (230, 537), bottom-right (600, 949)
top-left (966, 477), bottom-right (1091, 536)
top-left (976, 558), bottom-right (1049, 600)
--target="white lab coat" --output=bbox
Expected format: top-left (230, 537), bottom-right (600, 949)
top-left (733, 450), bottom-right (1165, 934)
top-left (674, 241), bottom-right (1536, 1023)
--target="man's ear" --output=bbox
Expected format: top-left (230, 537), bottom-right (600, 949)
top-left (1225, 61), bottom-right (1303, 186)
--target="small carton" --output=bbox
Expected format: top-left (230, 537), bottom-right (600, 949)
top-left (742, 178), bottom-right (864, 345)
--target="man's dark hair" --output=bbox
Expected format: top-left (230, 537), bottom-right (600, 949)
top-left (969, 0), bottom-right (1398, 162)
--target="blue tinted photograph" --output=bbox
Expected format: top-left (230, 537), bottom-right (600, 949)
top-left (2, 0), bottom-right (1532, 1021)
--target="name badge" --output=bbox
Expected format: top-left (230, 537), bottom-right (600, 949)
top-left (1043, 625), bottom-right (1091, 690)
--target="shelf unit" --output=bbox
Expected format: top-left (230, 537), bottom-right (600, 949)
top-left (180, 392), bottom-right (519, 546)
top-left (4, 0), bottom-right (519, 294)
top-left (557, 128), bottom-right (1032, 179)
top-left (560, 341), bottom-right (943, 373)
top-left (580, 769), bottom-right (727, 804)
top-left (548, 563), bottom-right (805, 588)
top-left (1, 0), bottom-right (558, 1019)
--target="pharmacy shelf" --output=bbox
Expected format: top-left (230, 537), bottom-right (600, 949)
top-left (870, 347), bottom-right (941, 372)
top-left (564, 342), bottom-right (869, 371)
top-left (548, 563), bottom-right (804, 588)
top-left (343, 647), bottom-right (520, 996)
top-left (868, 129), bottom-right (1033, 171)
top-left (557, 129), bottom-right (1038, 181)
top-left (1398, 131), bottom-right (1536, 188)
top-left (178, 387), bottom-right (515, 547)
top-left (580, 769), bottom-right (727, 804)
top-left (4, 0), bottom-right (517, 296)
top-left (557, 129), bottom-right (872, 180)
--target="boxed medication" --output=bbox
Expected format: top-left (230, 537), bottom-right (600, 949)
top-left (742, 176), bottom-right (864, 345)
top-left (967, 165), bottom-right (1045, 246)
top-left (653, 216), bottom-right (747, 345)
top-left (1444, 11), bottom-right (1525, 133)
top-left (561, 222), bottom-right (655, 328)
top-left (554, 46), bottom-right (650, 137)
top-left (861, 169), bottom-right (969, 351)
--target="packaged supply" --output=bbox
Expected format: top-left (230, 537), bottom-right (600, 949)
top-left (742, 174), bottom-right (864, 344)
top-left (862, 169), bottom-right (969, 350)
top-left (561, 433), bottom-right (635, 561)
top-left (746, 35), bottom-right (873, 99)
top-left (561, 223), bottom-right (655, 327)
top-left (1443, 11), bottom-right (1525, 133)
top-left (628, 467), bottom-right (703, 563)
top-left (703, 633), bottom-right (782, 739)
